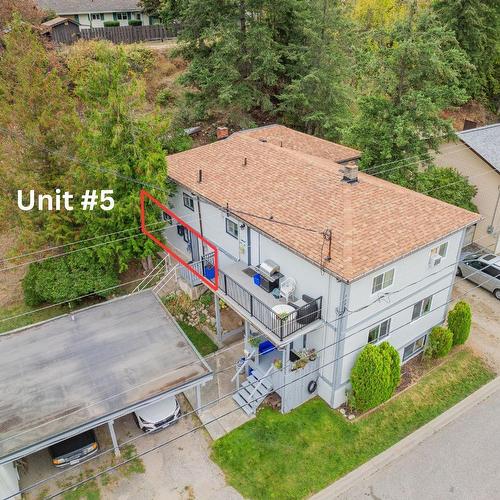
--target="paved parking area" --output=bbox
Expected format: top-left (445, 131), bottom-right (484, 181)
top-left (452, 278), bottom-right (500, 369)
top-left (20, 396), bottom-right (242, 500)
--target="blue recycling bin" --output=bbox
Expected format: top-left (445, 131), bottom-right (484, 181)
top-left (204, 265), bottom-right (215, 280)
top-left (253, 273), bottom-right (261, 286)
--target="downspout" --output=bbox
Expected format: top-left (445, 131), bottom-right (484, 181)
top-left (196, 197), bottom-right (205, 257)
top-left (330, 281), bottom-right (350, 408)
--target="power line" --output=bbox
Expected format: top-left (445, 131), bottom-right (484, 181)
top-left (5, 251), bottom-right (499, 500)
top-left (13, 268), bottom-right (498, 500)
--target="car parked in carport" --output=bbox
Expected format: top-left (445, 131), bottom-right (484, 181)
top-left (457, 252), bottom-right (500, 299)
top-left (49, 430), bottom-right (99, 467)
top-left (134, 396), bottom-right (181, 432)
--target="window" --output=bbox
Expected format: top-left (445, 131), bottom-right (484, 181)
top-left (162, 212), bottom-right (172, 224)
top-left (116, 12), bottom-right (131, 20)
top-left (91, 13), bottom-right (104, 20)
top-left (226, 218), bottom-right (239, 239)
top-left (372, 269), bottom-right (394, 293)
top-left (368, 319), bottom-right (391, 344)
top-left (468, 260), bottom-right (487, 271)
top-left (135, 13), bottom-right (142, 20)
top-left (183, 192), bottom-right (194, 211)
top-left (412, 296), bottom-right (432, 321)
top-left (403, 335), bottom-right (427, 361)
top-left (431, 242), bottom-right (448, 258)
top-left (484, 265), bottom-right (500, 278)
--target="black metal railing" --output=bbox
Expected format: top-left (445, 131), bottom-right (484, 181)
top-left (199, 253), bottom-right (322, 341)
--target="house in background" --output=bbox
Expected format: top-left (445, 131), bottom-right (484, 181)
top-left (163, 124), bottom-right (480, 415)
top-left (36, 0), bottom-right (161, 29)
top-left (435, 123), bottom-right (500, 254)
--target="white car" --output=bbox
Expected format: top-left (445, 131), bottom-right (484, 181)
top-left (134, 396), bottom-right (181, 432)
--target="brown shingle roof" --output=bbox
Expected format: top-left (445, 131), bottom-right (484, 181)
top-left (234, 124), bottom-right (361, 163)
top-left (168, 128), bottom-right (480, 282)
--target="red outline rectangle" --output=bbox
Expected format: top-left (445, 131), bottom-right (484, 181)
top-left (140, 189), bottom-right (218, 291)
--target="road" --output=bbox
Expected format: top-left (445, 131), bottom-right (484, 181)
top-left (338, 384), bottom-right (500, 499)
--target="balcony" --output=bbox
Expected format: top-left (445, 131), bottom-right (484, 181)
top-left (177, 253), bottom-right (323, 343)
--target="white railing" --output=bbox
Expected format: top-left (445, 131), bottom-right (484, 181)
top-left (132, 257), bottom-right (168, 293)
top-left (248, 364), bottom-right (274, 402)
top-left (231, 349), bottom-right (256, 390)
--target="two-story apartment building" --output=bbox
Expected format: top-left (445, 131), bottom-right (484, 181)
top-left (37, 0), bottom-right (160, 29)
top-left (163, 125), bottom-right (480, 415)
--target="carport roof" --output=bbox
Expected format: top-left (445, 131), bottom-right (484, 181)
top-left (0, 291), bottom-right (212, 464)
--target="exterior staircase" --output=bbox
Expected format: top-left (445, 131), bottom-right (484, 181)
top-left (233, 368), bottom-right (274, 415)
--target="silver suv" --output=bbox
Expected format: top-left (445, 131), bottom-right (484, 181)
top-left (457, 253), bottom-right (500, 300)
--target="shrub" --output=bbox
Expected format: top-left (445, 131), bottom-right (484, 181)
top-left (350, 343), bottom-right (400, 412)
top-left (426, 326), bottom-right (453, 358)
top-left (128, 19), bottom-right (142, 26)
top-left (448, 301), bottom-right (472, 345)
top-left (156, 87), bottom-right (174, 106)
top-left (103, 21), bottom-right (120, 27)
top-left (23, 252), bottom-right (119, 306)
top-left (163, 131), bottom-right (193, 154)
top-left (125, 45), bottom-right (155, 73)
top-left (379, 341), bottom-right (401, 391)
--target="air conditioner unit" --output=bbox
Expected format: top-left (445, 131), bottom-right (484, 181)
top-left (429, 254), bottom-right (442, 267)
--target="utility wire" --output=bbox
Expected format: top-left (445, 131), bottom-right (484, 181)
top-left (12, 267), bottom-right (499, 500)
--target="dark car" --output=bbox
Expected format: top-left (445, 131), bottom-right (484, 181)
top-left (49, 430), bottom-right (99, 467)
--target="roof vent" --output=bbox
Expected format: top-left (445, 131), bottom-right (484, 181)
top-left (216, 126), bottom-right (229, 140)
top-left (342, 163), bottom-right (358, 184)
top-left (259, 138), bottom-right (267, 142)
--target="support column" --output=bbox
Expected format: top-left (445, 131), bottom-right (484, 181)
top-left (107, 420), bottom-right (121, 457)
top-left (214, 293), bottom-right (223, 342)
top-left (196, 384), bottom-right (201, 414)
top-left (281, 346), bottom-right (287, 414)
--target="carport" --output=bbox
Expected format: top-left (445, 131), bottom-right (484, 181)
top-left (0, 291), bottom-right (212, 466)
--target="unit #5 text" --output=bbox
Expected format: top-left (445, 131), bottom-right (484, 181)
top-left (17, 189), bottom-right (115, 211)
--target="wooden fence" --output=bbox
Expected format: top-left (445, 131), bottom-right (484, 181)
top-left (80, 25), bottom-right (177, 44)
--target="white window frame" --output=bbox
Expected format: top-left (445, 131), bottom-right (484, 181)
top-left (403, 334), bottom-right (427, 361)
top-left (368, 318), bottom-right (391, 344)
top-left (116, 12), bottom-right (130, 20)
top-left (411, 295), bottom-right (433, 321)
top-left (430, 242), bottom-right (448, 259)
top-left (183, 192), bottom-right (194, 211)
top-left (91, 13), bottom-right (104, 20)
top-left (225, 218), bottom-right (239, 239)
top-left (372, 268), bottom-right (395, 294)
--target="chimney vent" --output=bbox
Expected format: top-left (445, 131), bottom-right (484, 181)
top-left (216, 126), bottom-right (229, 140)
top-left (342, 163), bottom-right (358, 184)
top-left (198, 169), bottom-right (202, 183)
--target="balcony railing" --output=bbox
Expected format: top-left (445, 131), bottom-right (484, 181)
top-left (183, 252), bottom-right (322, 341)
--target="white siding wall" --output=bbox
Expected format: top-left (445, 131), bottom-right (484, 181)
top-left (77, 12), bottom-right (150, 29)
top-left (0, 463), bottom-right (19, 500)
top-left (328, 230), bottom-right (464, 407)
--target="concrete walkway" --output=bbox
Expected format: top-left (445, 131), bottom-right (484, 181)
top-left (312, 376), bottom-right (500, 499)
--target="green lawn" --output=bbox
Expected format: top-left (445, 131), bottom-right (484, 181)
top-left (178, 320), bottom-right (218, 356)
top-left (212, 349), bottom-right (495, 500)
top-left (0, 302), bottom-right (69, 334)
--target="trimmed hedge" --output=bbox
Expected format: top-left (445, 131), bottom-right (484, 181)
top-left (350, 341), bottom-right (401, 412)
top-left (448, 301), bottom-right (472, 345)
top-left (128, 19), bottom-right (142, 26)
top-left (426, 326), bottom-right (453, 358)
top-left (103, 20), bottom-right (120, 27)
top-left (23, 252), bottom-right (119, 306)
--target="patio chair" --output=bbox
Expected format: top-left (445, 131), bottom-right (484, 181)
top-left (279, 277), bottom-right (297, 303)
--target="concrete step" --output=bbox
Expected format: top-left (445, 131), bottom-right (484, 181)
top-left (232, 393), bottom-right (255, 415)
top-left (247, 373), bottom-right (273, 392)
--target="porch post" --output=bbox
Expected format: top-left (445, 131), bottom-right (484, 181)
top-left (281, 346), bottom-right (287, 414)
top-left (196, 384), bottom-right (202, 413)
top-left (214, 293), bottom-right (223, 342)
top-left (107, 420), bottom-right (121, 457)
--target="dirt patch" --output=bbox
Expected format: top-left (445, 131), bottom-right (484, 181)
top-left (0, 231), bottom-right (26, 308)
top-left (442, 100), bottom-right (498, 131)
